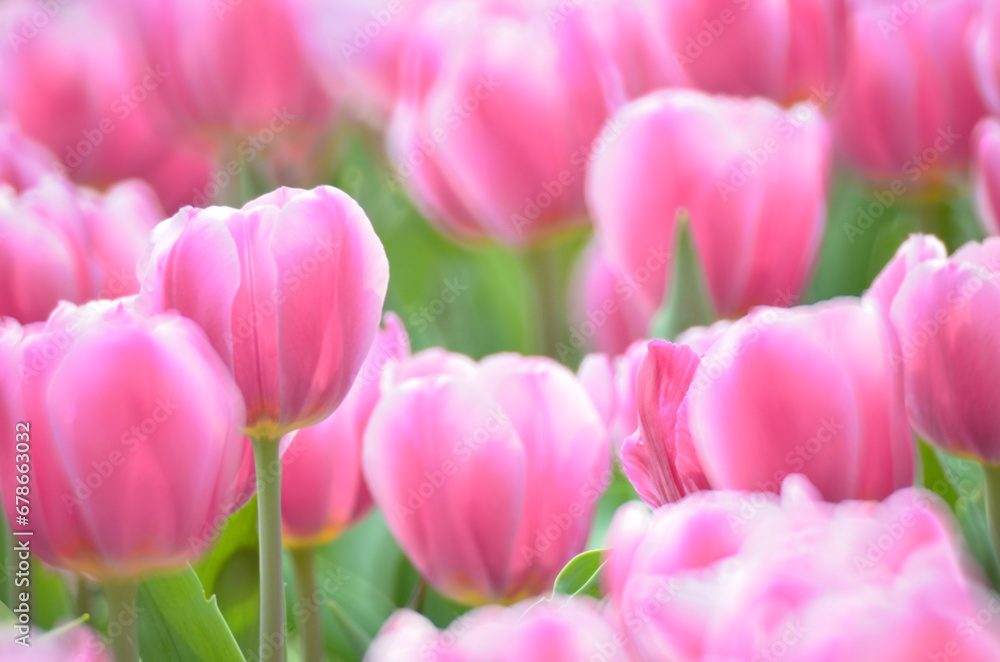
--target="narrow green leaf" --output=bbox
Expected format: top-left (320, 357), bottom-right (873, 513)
top-left (136, 565), bottom-right (245, 662)
top-left (326, 598), bottom-right (373, 660)
top-left (648, 214), bottom-right (717, 340)
top-left (553, 549), bottom-right (608, 599)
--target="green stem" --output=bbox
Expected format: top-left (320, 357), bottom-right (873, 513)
top-left (983, 463), bottom-right (1000, 569)
top-left (525, 246), bottom-right (562, 358)
top-left (253, 436), bottom-right (286, 662)
top-left (290, 547), bottom-right (322, 662)
top-left (103, 581), bottom-right (139, 662)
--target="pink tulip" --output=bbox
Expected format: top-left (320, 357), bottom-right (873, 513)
top-left (366, 596), bottom-right (629, 661)
top-left (975, 0), bottom-right (1000, 115)
top-left (588, 89), bottom-right (829, 320)
top-left (0, 300), bottom-right (247, 579)
top-left (139, 185), bottom-right (390, 439)
top-left (568, 241), bottom-right (653, 355)
top-left (974, 117), bottom-right (1000, 235)
top-left (281, 313), bottom-right (409, 548)
top-left (876, 234), bottom-right (1000, 463)
top-left (0, 123), bottom-right (59, 192)
top-left (604, 476), bottom-right (1000, 661)
top-left (0, 625), bottom-right (112, 661)
top-left (578, 339), bottom-right (647, 457)
top-left (644, 0), bottom-right (849, 105)
top-left (363, 352), bottom-right (609, 605)
top-left (117, 0), bottom-right (333, 132)
top-left (386, 1), bottom-right (618, 245)
top-left (0, 176), bottom-right (162, 324)
top-left (832, 0), bottom-right (986, 182)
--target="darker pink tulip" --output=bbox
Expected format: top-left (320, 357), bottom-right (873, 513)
top-left (0, 176), bottom-right (162, 324)
top-left (387, 1), bottom-right (618, 245)
top-left (832, 0), bottom-right (986, 182)
top-left (877, 234), bottom-right (1000, 463)
top-left (0, 300), bottom-right (247, 579)
top-left (363, 352), bottom-right (609, 605)
top-left (139, 186), bottom-right (390, 439)
top-left (366, 596), bottom-right (628, 661)
top-left (588, 89), bottom-right (829, 320)
top-left (281, 313), bottom-right (409, 548)
top-left (645, 0), bottom-right (849, 105)
top-left (604, 476), bottom-right (1000, 661)
top-left (974, 117), bottom-right (1000, 235)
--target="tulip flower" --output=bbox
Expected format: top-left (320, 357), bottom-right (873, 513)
top-left (386, 1), bottom-right (618, 245)
top-left (0, 176), bottom-right (162, 324)
top-left (139, 184), bottom-right (387, 662)
top-left (0, 123), bottom-right (59, 191)
top-left (118, 0), bottom-right (332, 132)
top-left (578, 339), bottom-right (647, 458)
top-left (363, 352), bottom-right (609, 605)
top-left (282, 313), bottom-right (408, 662)
top-left (644, 0), bottom-right (849, 105)
top-left (0, 624), bottom-right (112, 661)
top-left (0, 299), bottom-right (247, 661)
top-left (974, 0), bottom-right (1000, 116)
top-left (832, 0), bottom-right (986, 182)
top-left (604, 476), bottom-right (1000, 661)
top-left (588, 89), bottom-right (829, 323)
top-left (974, 117), bottom-right (1000, 235)
top-left (367, 596), bottom-right (628, 661)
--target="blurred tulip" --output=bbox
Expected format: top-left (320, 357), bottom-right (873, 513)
top-left (604, 476), bottom-right (1000, 661)
top-left (578, 339), bottom-right (647, 458)
top-left (975, 0), bottom-right (1000, 115)
top-left (366, 596), bottom-right (628, 661)
top-left (568, 240), bottom-right (652, 354)
top-left (0, 176), bottom-right (162, 324)
top-left (387, 1), bottom-right (618, 245)
top-left (363, 352), bottom-right (609, 605)
top-left (0, 123), bottom-right (59, 191)
top-left (139, 185), bottom-right (390, 439)
top-left (117, 0), bottom-right (333, 132)
top-left (281, 313), bottom-right (409, 548)
top-left (588, 89), bottom-right (829, 320)
top-left (832, 0), bottom-right (986, 182)
top-left (875, 234), bottom-right (1000, 463)
top-left (0, 625), bottom-right (112, 661)
top-left (0, 300), bottom-right (247, 579)
top-left (645, 0), bottom-right (849, 105)
top-left (974, 117), bottom-right (1000, 235)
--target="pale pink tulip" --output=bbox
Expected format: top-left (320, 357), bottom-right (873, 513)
top-left (0, 300), bottom-right (247, 579)
top-left (0, 176), bottom-right (162, 323)
top-left (387, 1), bottom-right (618, 245)
top-left (363, 352), bottom-right (609, 605)
top-left (0, 123), bottom-right (59, 191)
top-left (578, 339), bottom-right (647, 457)
top-left (974, 117), bottom-right (1000, 235)
top-left (0, 625), bottom-right (112, 661)
top-left (833, 0), bottom-right (986, 182)
top-left (366, 596), bottom-right (628, 661)
top-left (646, 0), bottom-right (849, 105)
top-left (877, 235), bottom-right (1000, 463)
top-left (604, 476), bottom-right (1000, 661)
top-left (589, 89), bottom-right (829, 320)
top-left (139, 186), bottom-right (389, 439)
top-left (974, 0), bottom-right (1000, 115)
top-left (281, 313), bottom-right (409, 548)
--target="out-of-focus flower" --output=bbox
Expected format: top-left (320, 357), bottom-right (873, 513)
top-left (874, 234), bottom-right (1000, 464)
top-left (0, 176), bottom-right (162, 324)
top-left (281, 313), bottom-right (409, 548)
top-left (588, 89), bottom-right (829, 320)
top-left (974, 117), bottom-right (1000, 235)
top-left (0, 123), bottom-right (59, 192)
top-left (604, 476), bottom-right (1000, 661)
top-left (0, 300), bottom-right (247, 579)
top-left (139, 186), bottom-right (389, 439)
top-left (833, 0), bottom-right (986, 182)
top-left (365, 596), bottom-right (628, 661)
top-left (363, 351), bottom-right (609, 605)
top-left (386, 0), bottom-right (618, 245)
top-left (0, 624), bottom-right (112, 661)
top-left (578, 339), bottom-right (647, 458)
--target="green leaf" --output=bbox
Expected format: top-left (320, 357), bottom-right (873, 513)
top-left (553, 549), bottom-right (608, 599)
top-left (326, 598), bottom-right (373, 660)
top-left (648, 214), bottom-right (717, 340)
top-left (136, 565), bottom-right (245, 662)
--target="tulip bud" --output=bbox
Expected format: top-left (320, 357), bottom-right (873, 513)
top-left (139, 185), bottom-right (390, 439)
top-left (0, 300), bottom-right (248, 579)
top-left (363, 351), bottom-right (609, 605)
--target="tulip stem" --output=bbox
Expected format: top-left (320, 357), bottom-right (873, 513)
top-left (291, 547), bottom-right (323, 662)
top-left (526, 246), bottom-right (562, 358)
top-left (253, 436), bottom-right (286, 662)
top-left (104, 581), bottom-right (139, 662)
top-left (983, 463), bottom-right (1000, 567)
